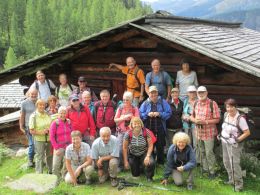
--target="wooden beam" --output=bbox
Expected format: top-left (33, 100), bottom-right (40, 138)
top-left (122, 37), bottom-right (158, 48)
top-left (71, 29), bottom-right (140, 60)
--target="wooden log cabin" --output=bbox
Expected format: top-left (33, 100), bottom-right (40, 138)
top-left (0, 11), bottom-right (260, 142)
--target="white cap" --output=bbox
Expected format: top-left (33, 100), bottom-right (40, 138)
top-left (187, 85), bottom-right (197, 92)
top-left (197, 86), bottom-right (207, 92)
top-left (148, 86), bottom-right (158, 92)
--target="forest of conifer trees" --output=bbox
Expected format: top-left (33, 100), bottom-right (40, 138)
top-left (0, 0), bottom-right (152, 69)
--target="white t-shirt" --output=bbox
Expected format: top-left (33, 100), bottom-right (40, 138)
top-left (221, 112), bottom-right (249, 144)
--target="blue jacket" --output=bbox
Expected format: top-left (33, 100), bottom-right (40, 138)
top-left (163, 144), bottom-right (196, 179)
top-left (139, 96), bottom-right (171, 132)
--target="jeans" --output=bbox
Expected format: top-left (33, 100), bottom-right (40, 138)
top-left (25, 127), bottom-right (35, 161)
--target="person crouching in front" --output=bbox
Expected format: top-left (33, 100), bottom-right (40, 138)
top-left (65, 130), bottom-right (94, 185)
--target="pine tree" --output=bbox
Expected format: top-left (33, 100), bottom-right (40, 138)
top-left (4, 46), bottom-right (18, 69)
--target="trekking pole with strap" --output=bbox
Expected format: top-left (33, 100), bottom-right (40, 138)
top-left (118, 179), bottom-right (181, 192)
top-left (230, 143), bottom-right (236, 192)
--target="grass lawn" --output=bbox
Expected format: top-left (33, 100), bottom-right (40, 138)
top-left (0, 156), bottom-right (259, 195)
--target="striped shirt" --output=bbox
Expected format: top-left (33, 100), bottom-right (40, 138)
top-left (65, 142), bottom-right (91, 167)
top-left (192, 98), bottom-right (220, 140)
top-left (124, 130), bottom-right (151, 156)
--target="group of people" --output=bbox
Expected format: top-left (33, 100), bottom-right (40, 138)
top-left (19, 57), bottom-right (250, 192)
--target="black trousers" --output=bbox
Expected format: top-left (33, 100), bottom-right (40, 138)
top-left (155, 128), bottom-right (166, 164)
top-left (128, 153), bottom-right (155, 179)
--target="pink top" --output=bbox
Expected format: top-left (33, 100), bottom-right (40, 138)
top-left (114, 105), bottom-right (139, 132)
top-left (50, 118), bottom-right (72, 150)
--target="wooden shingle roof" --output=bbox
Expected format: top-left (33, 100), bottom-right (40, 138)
top-left (0, 80), bottom-right (26, 108)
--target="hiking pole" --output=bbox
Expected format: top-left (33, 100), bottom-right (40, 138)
top-left (230, 143), bottom-right (235, 192)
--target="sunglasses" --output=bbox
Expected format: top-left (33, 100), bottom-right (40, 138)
top-left (72, 99), bottom-right (79, 102)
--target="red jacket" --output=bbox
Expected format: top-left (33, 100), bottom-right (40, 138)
top-left (66, 104), bottom-right (96, 136)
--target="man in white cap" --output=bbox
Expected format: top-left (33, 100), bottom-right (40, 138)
top-left (190, 86), bottom-right (220, 179)
top-left (139, 86), bottom-right (171, 165)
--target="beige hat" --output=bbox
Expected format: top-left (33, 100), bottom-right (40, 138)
top-left (171, 88), bottom-right (179, 93)
top-left (148, 86), bottom-right (158, 92)
top-left (197, 86), bottom-right (207, 92)
top-left (187, 85), bottom-right (197, 92)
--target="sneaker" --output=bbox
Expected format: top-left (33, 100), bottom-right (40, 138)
top-left (111, 178), bottom-right (118, 187)
top-left (187, 184), bottom-right (193, 190)
top-left (235, 187), bottom-right (243, 192)
top-left (208, 173), bottom-right (216, 180)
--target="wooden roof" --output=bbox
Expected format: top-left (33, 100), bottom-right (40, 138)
top-left (0, 11), bottom-right (260, 85)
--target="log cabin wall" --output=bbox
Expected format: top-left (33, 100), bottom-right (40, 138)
top-left (20, 33), bottom-right (260, 139)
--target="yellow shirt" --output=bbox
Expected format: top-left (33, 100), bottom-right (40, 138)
top-left (29, 111), bottom-right (52, 142)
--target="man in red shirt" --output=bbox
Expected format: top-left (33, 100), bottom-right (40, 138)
top-left (190, 86), bottom-right (220, 179)
top-left (66, 94), bottom-right (96, 146)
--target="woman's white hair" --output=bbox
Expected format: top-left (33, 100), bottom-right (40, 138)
top-left (172, 132), bottom-right (190, 145)
top-left (58, 106), bottom-right (67, 113)
top-left (123, 91), bottom-right (133, 101)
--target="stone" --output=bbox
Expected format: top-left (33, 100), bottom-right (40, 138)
top-left (5, 173), bottom-right (58, 193)
top-left (15, 147), bottom-right (28, 157)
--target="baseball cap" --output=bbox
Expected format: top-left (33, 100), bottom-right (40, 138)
top-left (197, 86), bottom-right (207, 92)
top-left (78, 76), bottom-right (86, 82)
top-left (148, 86), bottom-right (158, 92)
top-left (70, 94), bottom-right (79, 101)
top-left (187, 85), bottom-right (197, 92)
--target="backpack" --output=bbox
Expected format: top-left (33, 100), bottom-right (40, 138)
top-left (128, 128), bottom-right (157, 144)
top-left (127, 67), bottom-right (141, 91)
top-left (35, 79), bottom-right (54, 96)
top-left (54, 118), bottom-right (72, 144)
top-left (149, 71), bottom-right (166, 86)
top-left (223, 107), bottom-right (254, 137)
top-left (56, 84), bottom-right (73, 99)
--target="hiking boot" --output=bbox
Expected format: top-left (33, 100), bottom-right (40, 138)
top-left (85, 179), bottom-right (91, 185)
top-left (187, 184), bottom-right (193, 190)
top-left (147, 178), bottom-right (153, 183)
top-left (111, 177), bottom-right (118, 187)
top-left (224, 180), bottom-right (233, 185)
top-left (28, 160), bottom-right (34, 168)
top-left (99, 175), bottom-right (108, 184)
top-left (208, 173), bottom-right (216, 180)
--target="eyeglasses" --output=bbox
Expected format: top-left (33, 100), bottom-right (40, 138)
top-left (123, 99), bottom-right (130, 102)
top-left (78, 81), bottom-right (86, 83)
top-left (72, 99), bottom-right (79, 102)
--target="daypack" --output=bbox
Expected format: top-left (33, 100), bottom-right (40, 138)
top-left (127, 67), bottom-right (141, 91)
top-left (34, 79), bottom-right (55, 96)
top-left (223, 107), bottom-right (254, 137)
top-left (117, 103), bottom-right (136, 128)
top-left (128, 128), bottom-right (157, 144)
top-left (149, 71), bottom-right (166, 86)
top-left (56, 84), bottom-right (73, 99)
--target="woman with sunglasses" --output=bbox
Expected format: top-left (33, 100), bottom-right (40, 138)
top-left (114, 91), bottom-right (139, 171)
top-left (46, 95), bottom-right (59, 120)
top-left (161, 132), bottom-right (196, 190)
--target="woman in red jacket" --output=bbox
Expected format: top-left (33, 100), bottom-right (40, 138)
top-left (66, 94), bottom-right (96, 146)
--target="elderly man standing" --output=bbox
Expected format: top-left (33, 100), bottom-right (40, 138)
top-left (109, 57), bottom-right (145, 106)
top-left (19, 88), bottom-right (38, 167)
top-left (65, 131), bottom-right (94, 185)
top-left (145, 59), bottom-right (172, 101)
top-left (73, 76), bottom-right (98, 102)
top-left (28, 70), bottom-right (56, 102)
top-left (190, 86), bottom-right (220, 179)
top-left (139, 86), bottom-right (171, 165)
top-left (91, 127), bottom-right (119, 187)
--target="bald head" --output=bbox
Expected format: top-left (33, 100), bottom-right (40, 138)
top-left (126, 57), bottom-right (136, 69)
top-left (100, 127), bottom-right (111, 144)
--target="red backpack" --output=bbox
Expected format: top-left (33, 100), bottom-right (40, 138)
top-left (128, 128), bottom-right (157, 144)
